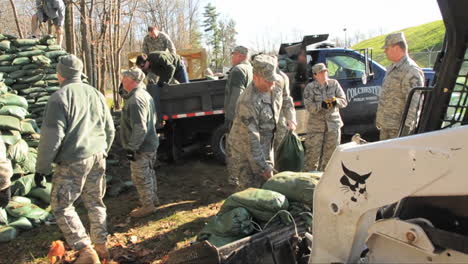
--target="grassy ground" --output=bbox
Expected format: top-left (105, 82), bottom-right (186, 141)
top-left (352, 20), bottom-right (445, 68)
top-left (0, 147), bottom-right (233, 264)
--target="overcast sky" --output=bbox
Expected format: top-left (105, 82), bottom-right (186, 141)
top-left (206, 0), bottom-right (443, 50)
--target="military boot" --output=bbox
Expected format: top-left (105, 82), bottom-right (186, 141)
top-left (130, 204), bottom-right (157, 218)
top-left (75, 245), bottom-right (100, 264)
top-left (94, 243), bottom-right (110, 261)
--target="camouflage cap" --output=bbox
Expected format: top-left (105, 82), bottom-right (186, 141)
top-left (252, 54), bottom-right (281, 82)
top-left (231, 45), bottom-right (249, 55)
top-left (122, 67), bottom-right (146, 83)
top-left (381, 32), bottom-right (407, 49)
top-left (312, 63), bottom-right (328, 74)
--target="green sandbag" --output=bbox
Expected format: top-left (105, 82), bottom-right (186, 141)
top-left (6, 201), bottom-right (49, 221)
top-left (11, 83), bottom-right (31, 91)
top-left (12, 39), bottom-right (39, 47)
top-left (275, 131), bottom-right (304, 172)
top-left (2, 34), bottom-right (17, 40)
top-left (21, 64), bottom-right (40, 70)
top-left (0, 208), bottom-right (7, 225)
top-left (11, 196), bottom-right (32, 204)
top-left (45, 68), bottom-right (56, 74)
top-left (0, 130), bottom-right (21, 145)
top-left (45, 86), bottom-right (60, 93)
top-left (197, 207), bottom-right (254, 247)
top-left (39, 35), bottom-right (56, 45)
top-left (0, 65), bottom-right (21, 73)
top-left (26, 139), bottom-right (40, 148)
top-left (12, 163), bottom-right (25, 175)
top-left (17, 46), bottom-right (35, 52)
top-left (47, 45), bottom-right (62, 51)
top-left (11, 174), bottom-right (35, 196)
top-left (45, 50), bottom-right (67, 59)
top-left (0, 226), bottom-right (17, 243)
top-left (0, 115), bottom-right (21, 131)
top-left (24, 68), bottom-right (44, 76)
top-left (0, 40), bottom-right (10, 51)
top-left (20, 119), bottom-right (39, 134)
top-left (22, 151), bottom-right (37, 174)
top-left (11, 57), bottom-right (31, 66)
top-left (44, 74), bottom-right (57, 80)
top-left (31, 80), bottom-right (47, 87)
top-left (17, 74), bottom-right (43, 84)
top-left (0, 34), bottom-right (5, 41)
top-left (36, 96), bottom-right (50, 103)
top-left (0, 93), bottom-right (28, 108)
top-left (47, 80), bottom-right (59, 86)
top-left (8, 216), bottom-right (33, 230)
top-left (0, 83), bottom-right (7, 94)
top-left (220, 188), bottom-right (289, 222)
top-left (28, 182), bottom-right (51, 204)
top-left (0, 105), bottom-right (29, 119)
top-left (31, 55), bottom-right (51, 66)
top-left (8, 139), bottom-right (29, 164)
top-left (16, 50), bottom-right (44, 58)
top-left (0, 54), bottom-right (15, 62)
top-left (0, 61), bottom-right (11, 66)
top-left (8, 70), bottom-right (26, 79)
top-left (3, 78), bottom-right (14, 86)
top-left (262, 171), bottom-right (322, 207)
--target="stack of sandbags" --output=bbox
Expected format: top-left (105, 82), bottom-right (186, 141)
top-left (0, 33), bottom-right (67, 127)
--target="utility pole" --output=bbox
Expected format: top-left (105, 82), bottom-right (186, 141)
top-left (343, 28), bottom-right (347, 48)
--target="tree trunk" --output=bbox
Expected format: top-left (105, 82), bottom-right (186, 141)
top-left (9, 0), bottom-right (24, 38)
top-left (65, 0), bottom-right (76, 54)
top-left (80, 0), bottom-right (93, 86)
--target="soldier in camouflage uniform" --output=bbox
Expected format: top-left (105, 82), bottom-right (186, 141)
top-left (142, 26), bottom-right (177, 55)
top-left (35, 55), bottom-right (115, 264)
top-left (376, 32), bottom-right (424, 140)
top-left (120, 68), bottom-right (159, 218)
top-left (224, 46), bottom-right (253, 130)
top-left (0, 137), bottom-right (13, 208)
top-left (303, 63), bottom-right (347, 171)
top-left (136, 51), bottom-right (189, 86)
top-left (226, 55), bottom-right (281, 190)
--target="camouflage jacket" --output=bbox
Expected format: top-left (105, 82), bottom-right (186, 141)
top-left (142, 32), bottom-right (176, 55)
top-left (224, 60), bottom-right (253, 121)
top-left (376, 55), bottom-right (424, 130)
top-left (36, 79), bottom-right (115, 174)
top-left (120, 85), bottom-right (159, 153)
top-left (276, 69), bottom-right (296, 127)
top-left (303, 79), bottom-right (347, 132)
top-left (147, 51), bottom-right (181, 86)
top-left (227, 83), bottom-right (280, 174)
top-left (36, 0), bottom-right (64, 19)
top-left (0, 137), bottom-right (12, 191)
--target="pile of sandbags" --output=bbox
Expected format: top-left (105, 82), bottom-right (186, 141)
top-left (196, 171), bottom-right (321, 248)
top-left (0, 33), bottom-right (67, 127)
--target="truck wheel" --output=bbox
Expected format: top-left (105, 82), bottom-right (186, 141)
top-left (211, 124), bottom-right (228, 164)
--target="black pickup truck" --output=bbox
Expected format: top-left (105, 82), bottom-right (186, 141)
top-left (150, 37), bottom-right (435, 163)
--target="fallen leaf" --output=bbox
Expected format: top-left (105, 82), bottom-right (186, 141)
top-left (129, 235), bottom-right (138, 244)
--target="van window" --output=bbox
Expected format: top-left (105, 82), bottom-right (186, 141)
top-left (326, 55), bottom-right (365, 79)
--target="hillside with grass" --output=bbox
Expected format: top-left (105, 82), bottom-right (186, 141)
top-left (352, 20), bottom-right (445, 68)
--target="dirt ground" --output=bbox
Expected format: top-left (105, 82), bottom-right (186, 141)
top-left (0, 148), bottom-right (234, 264)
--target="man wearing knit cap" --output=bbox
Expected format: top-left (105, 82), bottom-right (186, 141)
top-left (120, 67), bottom-right (159, 218)
top-left (224, 45), bottom-right (253, 132)
top-left (35, 54), bottom-right (115, 263)
top-left (376, 32), bottom-right (424, 140)
top-left (226, 54), bottom-right (281, 190)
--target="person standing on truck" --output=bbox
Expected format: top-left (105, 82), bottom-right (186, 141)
top-left (303, 63), bottom-right (347, 171)
top-left (120, 67), bottom-right (160, 218)
top-left (136, 51), bottom-right (189, 87)
top-left (226, 55), bottom-right (281, 189)
top-left (35, 54), bottom-right (115, 263)
top-left (142, 26), bottom-right (177, 55)
top-left (224, 46), bottom-right (253, 130)
top-left (0, 137), bottom-right (13, 209)
top-left (31, 0), bottom-right (65, 46)
top-left (376, 32), bottom-right (424, 140)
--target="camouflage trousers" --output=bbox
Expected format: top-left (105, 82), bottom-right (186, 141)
top-left (51, 152), bottom-right (107, 251)
top-left (274, 121), bottom-right (288, 153)
top-left (379, 128), bottom-right (399, 140)
top-left (304, 130), bottom-right (340, 172)
top-left (130, 151), bottom-right (158, 207)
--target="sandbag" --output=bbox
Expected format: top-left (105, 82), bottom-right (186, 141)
top-left (0, 83), bottom-right (7, 94)
top-left (8, 70), bottom-right (26, 79)
top-left (45, 50), bottom-right (67, 59)
top-left (0, 40), bottom-right (10, 51)
top-left (0, 65), bottom-right (21, 73)
top-left (11, 196), bottom-right (32, 204)
top-left (39, 35), bottom-right (56, 45)
top-left (262, 171), bottom-right (321, 207)
top-left (275, 131), bottom-right (304, 172)
top-left (0, 105), bottom-right (29, 119)
top-left (0, 115), bottom-right (21, 131)
top-left (34, 45), bottom-right (48, 50)
top-left (36, 96), bottom-right (50, 103)
top-left (3, 78), bottom-right (14, 86)
top-left (47, 45), bottom-right (61, 51)
top-left (8, 139), bottom-right (29, 164)
top-left (0, 61), bottom-right (11, 66)
top-left (24, 68), bottom-right (44, 76)
top-left (28, 182), bottom-right (51, 204)
top-left (21, 151), bottom-right (37, 174)
top-left (45, 86), bottom-right (60, 93)
top-left (6, 201), bottom-right (49, 221)
top-left (0, 208), bottom-right (7, 225)
top-left (21, 64), bottom-right (40, 70)
top-left (11, 83), bottom-right (31, 91)
top-left (20, 119), bottom-right (39, 134)
top-left (20, 87), bottom-right (44, 95)
top-left (220, 188), bottom-right (289, 222)
top-left (12, 39), bottom-right (39, 47)
top-left (0, 226), bottom-right (17, 243)
top-left (31, 55), bottom-right (51, 67)
top-left (11, 174), bottom-right (35, 196)
top-left (8, 216), bottom-right (33, 230)
top-left (11, 57), bottom-right (31, 66)
top-left (44, 74), bottom-right (57, 81)
top-left (17, 74), bottom-right (44, 84)
top-left (0, 93), bottom-right (28, 108)
top-left (0, 130), bottom-right (21, 146)
top-left (0, 54), bottom-right (15, 62)
top-left (16, 50), bottom-right (44, 58)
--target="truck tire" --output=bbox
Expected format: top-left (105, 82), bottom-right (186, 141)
top-left (211, 123), bottom-right (228, 164)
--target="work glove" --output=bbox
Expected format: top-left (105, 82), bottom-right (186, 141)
top-left (34, 172), bottom-right (47, 188)
top-left (0, 186), bottom-right (11, 208)
top-left (321, 100), bottom-right (329, 109)
top-left (329, 97), bottom-right (337, 107)
top-left (126, 150), bottom-right (136, 161)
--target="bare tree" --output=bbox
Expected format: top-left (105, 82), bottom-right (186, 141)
top-left (8, 0), bottom-right (23, 38)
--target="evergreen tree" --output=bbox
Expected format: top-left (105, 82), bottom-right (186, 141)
top-left (203, 3), bottom-right (222, 69)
